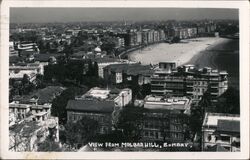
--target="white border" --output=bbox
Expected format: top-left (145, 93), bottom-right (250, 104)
top-left (1, 1), bottom-right (249, 159)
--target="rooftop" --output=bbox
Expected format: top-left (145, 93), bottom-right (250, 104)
top-left (93, 57), bottom-right (120, 63)
top-left (9, 120), bottom-right (41, 137)
top-left (9, 63), bottom-right (41, 70)
top-left (144, 95), bottom-right (191, 111)
top-left (205, 144), bottom-right (229, 152)
top-left (66, 99), bottom-right (114, 113)
top-left (10, 102), bottom-right (51, 109)
top-left (34, 53), bottom-right (61, 62)
top-left (13, 86), bottom-right (65, 105)
top-left (105, 63), bottom-right (153, 76)
top-left (9, 117), bottom-right (58, 137)
top-left (202, 112), bottom-right (240, 128)
top-left (77, 87), bottom-right (128, 101)
top-left (85, 87), bottom-right (111, 99)
top-left (217, 119), bottom-right (240, 133)
top-left (9, 56), bottom-right (26, 64)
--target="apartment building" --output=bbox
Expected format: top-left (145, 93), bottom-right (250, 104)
top-left (66, 87), bottom-right (132, 134)
top-left (103, 63), bottom-right (153, 85)
top-left (151, 62), bottom-right (228, 102)
top-left (202, 112), bottom-right (240, 152)
top-left (142, 95), bottom-right (191, 142)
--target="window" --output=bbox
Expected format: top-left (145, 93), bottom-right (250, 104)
top-left (221, 135), bottom-right (230, 142)
top-left (150, 131), bottom-right (154, 137)
top-left (208, 135), bottom-right (212, 141)
top-left (100, 127), bottom-right (104, 134)
top-left (156, 132), bottom-right (159, 139)
top-left (202, 88), bottom-right (205, 93)
top-left (144, 131), bottom-right (149, 136)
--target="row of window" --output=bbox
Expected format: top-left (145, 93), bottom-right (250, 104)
top-left (143, 130), bottom-right (184, 140)
top-left (70, 113), bottom-right (107, 123)
top-left (193, 88), bottom-right (206, 93)
top-left (144, 121), bottom-right (182, 130)
top-left (193, 81), bottom-right (207, 86)
top-left (144, 130), bottom-right (163, 139)
top-left (144, 121), bottom-right (168, 129)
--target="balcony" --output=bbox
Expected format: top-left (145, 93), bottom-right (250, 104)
top-left (151, 83), bottom-right (165, 87)
top-left (186, 91), bottom-right (193, 94)
top-left (210, 85), bottom-right (219, 89)
top-left (151, 90), bottom-right (165, 93)
top-left (210, 92), bottom-right (219, 96)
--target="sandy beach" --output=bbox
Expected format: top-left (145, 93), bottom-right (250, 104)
top-left (128, 37), bottom-right (230, 66)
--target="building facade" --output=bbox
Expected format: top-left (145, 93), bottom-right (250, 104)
top-left (141, 95), bottom-right (191, 142)
top-left (202, 112), bottom-right (240, 152)
top-left (151, 63), bottom-right (228, 102)
top-left (66, 87), bottom-right (132, 134)
top-left (103, 63), bottom-right (153, 85)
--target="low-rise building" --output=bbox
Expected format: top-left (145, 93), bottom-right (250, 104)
top-left (202, 112), bottom-right (240, 152)
top-left (93, 58), bottom-right (122, 78)
top-left (9, 41), bottom-right (18, 56)
top-left (11, 86), bottom-right (65, 105)
top-left (103, 63), bottom-right (153, 85)
top-left (9, 116), bottom-right (59, 151)
top-left (9, 101), bottom-right (51, 125)
top-left (9, 62), bottom-right (46, 83)
top-left (66, 87), bottom-right (132, 134)
top-left (17, 42), bottom-right (39, 53)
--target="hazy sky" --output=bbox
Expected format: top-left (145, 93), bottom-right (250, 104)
top-left (10, 8), bottom-right (239, 23)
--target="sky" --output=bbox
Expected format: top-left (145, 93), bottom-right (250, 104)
top-left (10, 8), bottom-right (239, 23)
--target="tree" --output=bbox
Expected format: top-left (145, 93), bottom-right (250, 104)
top-left (116, 105), bottom-right (144, 142)
top-left (216, 87), bottom-right (240, 114)
top-left (22, 74), bottom-right (30, 85)
top-left (101, 37), bottom-right (116, 55)
top-left (141, 84), bottom-right (151, 98)
top-left (35, 74), bottom-right (46, 89)
top-left (64, 117), bottom-right (99, 149)
top-left (189, 104), bottom-right (203, 135)
top-left (64, 44), bottom-right (73, 58)
top-left (51, 87), bottom-right (88, 124)
top-left (37, 137), bottom-right (62, 152)
top-left (171, 36), bottom-right (181, 43)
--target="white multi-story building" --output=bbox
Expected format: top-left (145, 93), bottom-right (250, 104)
top-left (202, 112), bottom-right (240, 152)
top-left (9, 63), bottom-right (45, 82)
top-left (76, 87), bottom-right (132, 108)
top-left (66, 87), bottom-right (132, 134)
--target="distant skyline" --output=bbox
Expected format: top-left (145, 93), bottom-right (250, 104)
top-left (10, 8), bottom-right (239, 23)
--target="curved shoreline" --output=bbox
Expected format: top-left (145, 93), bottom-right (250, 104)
top-left (128, 37), bottom-right (231, 66)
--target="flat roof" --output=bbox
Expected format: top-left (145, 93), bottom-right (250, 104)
top-left (66, 99), bottom-right (114, 113)
top-left (203, 112), bottom-right (240, 127)
top-left (79, 87), bottom-right (131, 101)
top-left (144, 95), bottom-right (191, 111)
top-left (93, 57), bottom-right (120, 63)
top-left (217, 119), bottom-right (240, 133)
top-left (105, 63), bottom-right (152, 76)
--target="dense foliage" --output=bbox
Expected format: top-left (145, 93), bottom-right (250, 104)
top-left (51, 87), bottom-right (88, 124)
top-left (115, 105), bottom-right (144, 142)
top-left (216, 87), bottom-right (240, 114)
top-left (64, 117), bottom-right (99, 149)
